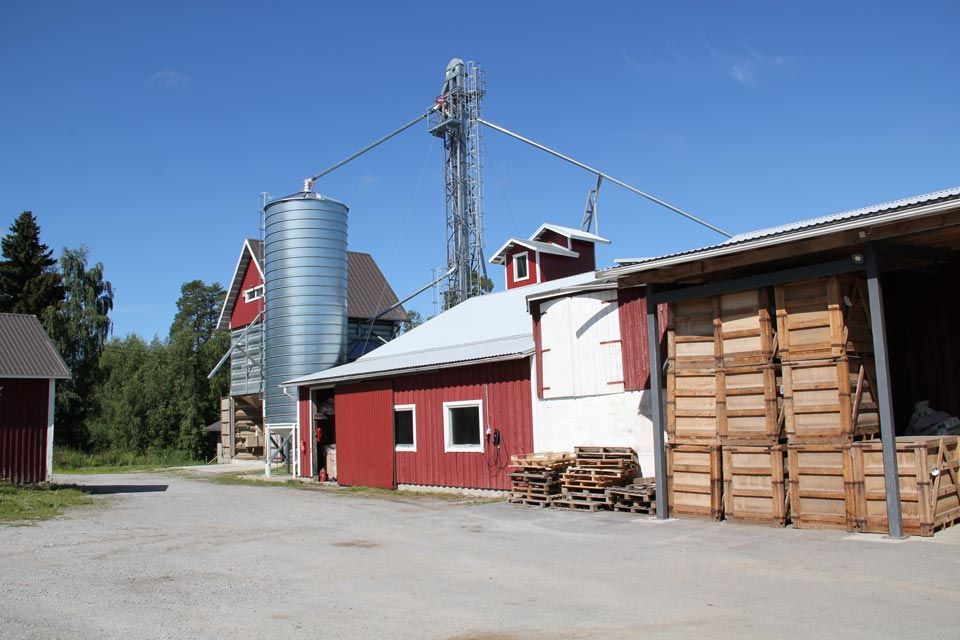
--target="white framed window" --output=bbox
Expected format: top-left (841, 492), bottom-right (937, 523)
top-left (394, 404), bottom-right (416, 451)
top-left (443, 400), bottom-right (484, 452)
top-left (512, 251), bottom-right (530, 281)
top-left (243, 285), bottom-right (264, 303)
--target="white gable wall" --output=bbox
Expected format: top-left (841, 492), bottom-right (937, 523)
top-left (532, 291), bottom-right (656, 476)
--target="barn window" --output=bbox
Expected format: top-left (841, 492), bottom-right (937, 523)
top-left (394, 404), bottom-right (416, 451)
top-left (513, 252), bottom-right (529, 281)
top-left (243, 285), bottom-right (264, 303)
top-left (443, 400), bottom-right (484, 452)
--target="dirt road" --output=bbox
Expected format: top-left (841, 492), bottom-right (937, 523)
top-left (2, 470), bottom-right (958, 639)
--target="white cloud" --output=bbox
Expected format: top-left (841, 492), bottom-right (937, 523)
top-left (149, 70), bottom-right (189, 89)
top-left (702, 39), bottom-right (787, 86)
top-left (360, 175), bottom-right (379, 187)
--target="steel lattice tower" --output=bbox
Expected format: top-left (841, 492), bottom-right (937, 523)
top-left (429, 59), bottom-right (487, 309)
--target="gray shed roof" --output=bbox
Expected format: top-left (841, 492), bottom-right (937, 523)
top-left (603, 186), bottom-right (960, 278)
top-left (0, 313), bottom-right (70, 379)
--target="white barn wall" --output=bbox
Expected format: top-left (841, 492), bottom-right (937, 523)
top-left (531, 390), bottom-right (656, 476)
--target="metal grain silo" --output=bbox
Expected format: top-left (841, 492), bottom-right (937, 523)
top-left (263, 181), bottom-right (348, 428)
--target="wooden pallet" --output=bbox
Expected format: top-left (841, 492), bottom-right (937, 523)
top-left (607, 478), bottom-right (657, 514)
top-left (508, 496), bottom-right (552, 508)
top-left (510, 451), bottom-right (575, 471)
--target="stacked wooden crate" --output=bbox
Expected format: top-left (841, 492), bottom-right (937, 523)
top-left (552, 447), bottom-right (638, 511)
top-left (508, 452), bottom-right (574, 507)
top-left (776, 275), bottom-right (877, 530)
top-left (667, 289), bottom-right (782, 523)
top-left (715, 289), bottom-right (788, 526)
top-left (667, 296), bottom-right (723, 520)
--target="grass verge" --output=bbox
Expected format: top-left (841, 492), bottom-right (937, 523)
top-left (54, 448), bottom-right (204, 474)
top-left (0, 481), bottom-right (93, 525)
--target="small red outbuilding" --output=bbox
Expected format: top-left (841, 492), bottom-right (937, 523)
top-left (0, 313), bottom-right (70, 484)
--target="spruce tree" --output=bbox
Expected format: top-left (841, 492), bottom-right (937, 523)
top-left (0, 211), bottom-right (64, 315)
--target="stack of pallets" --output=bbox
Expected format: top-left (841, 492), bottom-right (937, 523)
top-left (508, 452), bottom-right (574, 507)
top-left (552, 447), bottom-right (639, 512)
top-left (606, 477), bottom-right (656, 514)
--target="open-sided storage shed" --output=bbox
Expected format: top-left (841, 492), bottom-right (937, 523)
top-left (602, 186), bottom-right (960, 537)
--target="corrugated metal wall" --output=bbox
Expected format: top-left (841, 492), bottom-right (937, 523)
top-left (540, 290), bottom-right (624, 398)
top-left (0, 378), bottom-right (50, 484)
top-left (335, 379), bottom-right (395, 489)
top-left (394, 360), bottom-right (533, 490)
top-left (229, 323), bottom-right (263, 397)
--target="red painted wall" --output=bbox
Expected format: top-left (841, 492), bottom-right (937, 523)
top-left (505, 247), bottom-right (539, 290)
top-left (230, 259), bottom-right (264, 330)
top-left (335, 379), bottom-right (395, 488)
top-left (618, 287), bottom-right (667, 391)
top-left (0, 378), bottom-right (50, 484)
top-left (393, 359), bottom-right (533, 490)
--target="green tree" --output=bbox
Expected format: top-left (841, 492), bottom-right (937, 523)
top-left (45, 246), bottom-right (114, 448)
top-left (401, 309), bottom-right (425, 333)
top-left (168, 280), bottom-right (229, 456)
top-left (0, 211), bottom-right (63, 315)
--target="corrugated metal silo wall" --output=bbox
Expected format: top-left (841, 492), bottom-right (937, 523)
top-left (0, 378), bottom-right (50, 484)
top-left (263, 193), bottom-right (348, 426)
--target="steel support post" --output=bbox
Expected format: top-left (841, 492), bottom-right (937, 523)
top-left (865, 243), bottom-right (905, 538)
top-left (646, 285), bottom-right (669, 519)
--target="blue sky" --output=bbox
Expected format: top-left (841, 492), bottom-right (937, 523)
top-left (2, 1), bottom-right (958, 339)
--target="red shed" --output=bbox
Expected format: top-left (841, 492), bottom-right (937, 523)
top-left (283, 273), bottom-right (592, 490)
top-left (489, 224), bottom-right (609, 290)
top-left (0, 313), bottom-right (70, 484)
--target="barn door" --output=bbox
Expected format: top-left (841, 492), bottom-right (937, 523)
top-left (335, 379), bottom-right (396, 489)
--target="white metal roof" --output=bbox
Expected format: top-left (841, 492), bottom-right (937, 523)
top-left (283, 271), bottom-right (596, 386)
top-left (489, 238), bottom-right (579, 265)
top-left (533, 223), bottom-right (610, 245)
top-left (604, 186), bottom-right (960, 278)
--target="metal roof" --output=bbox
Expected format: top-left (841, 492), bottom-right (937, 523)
top-left (283, 271), bottom-right (596, 386)
top-left (0, 313), bottom-right (70, 379)
top-left (217, 240), bottom-right (406, 330)
top-left (489, 238), bottom-right (579, 265)
top-left (533, 223), bottom-right (610, 245)
top-left (604, 186), bottom-right (960, 278)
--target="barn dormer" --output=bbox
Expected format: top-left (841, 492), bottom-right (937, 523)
top-left (489, 224), bottom-right (610, 290)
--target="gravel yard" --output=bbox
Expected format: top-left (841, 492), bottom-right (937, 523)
top-left (2, 468), bottom-right (959, 639)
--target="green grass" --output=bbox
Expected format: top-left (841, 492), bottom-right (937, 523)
top-left (53, 448), bottom-right (204, 474)
top-left (0, 481), bottom-right (93, 525)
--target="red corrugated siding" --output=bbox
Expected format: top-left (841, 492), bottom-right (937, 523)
top-left (394, 359), bottom-right (532, 490)
top-left (230, 260), bottom-right (264, 329)
top-left (618, 288), bottom-right (667, 391)
top-left (0, 378), bottom-right (49, 484)
top-left (335, 379), bottom-right (395, 488)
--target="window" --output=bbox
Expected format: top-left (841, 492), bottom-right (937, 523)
top-left (243, 285), bottom-right (264, 303)
top-left (394, 404), bottom-right (416, 451)
top-left (513, 252), bottom-right (529, 281)
top-left (443, 400), bottom-right (484, 452)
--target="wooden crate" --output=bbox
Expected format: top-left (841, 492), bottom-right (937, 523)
top-left (717, 288), bottom-right (776, 367)
top-left (850, 436), bottom-right (960, 536)
top-left (787, 444), bottom-right (856, 530)
top-left (667, 369), bottom-right (719, 445)
top-left (669, 290), bottom-right (776, 371)
top-left (668, 297), bottom-right (719, 371)
top-left (667, 445), bottom-right (722, 520)
top-left (718, 364), bottom-right (781, 444)
top-left (775, 275), bottom-right (873, 362)
top-left (722, 445), bottom-right (788, 526)
top-left (782, 356), bottom-right (879, 444)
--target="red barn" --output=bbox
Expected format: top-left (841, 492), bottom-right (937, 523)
top-left (0, 313), bottom-right (70, 484)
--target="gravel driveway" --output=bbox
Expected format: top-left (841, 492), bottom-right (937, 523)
top-left (2, 469), bottom-right (959, 639)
